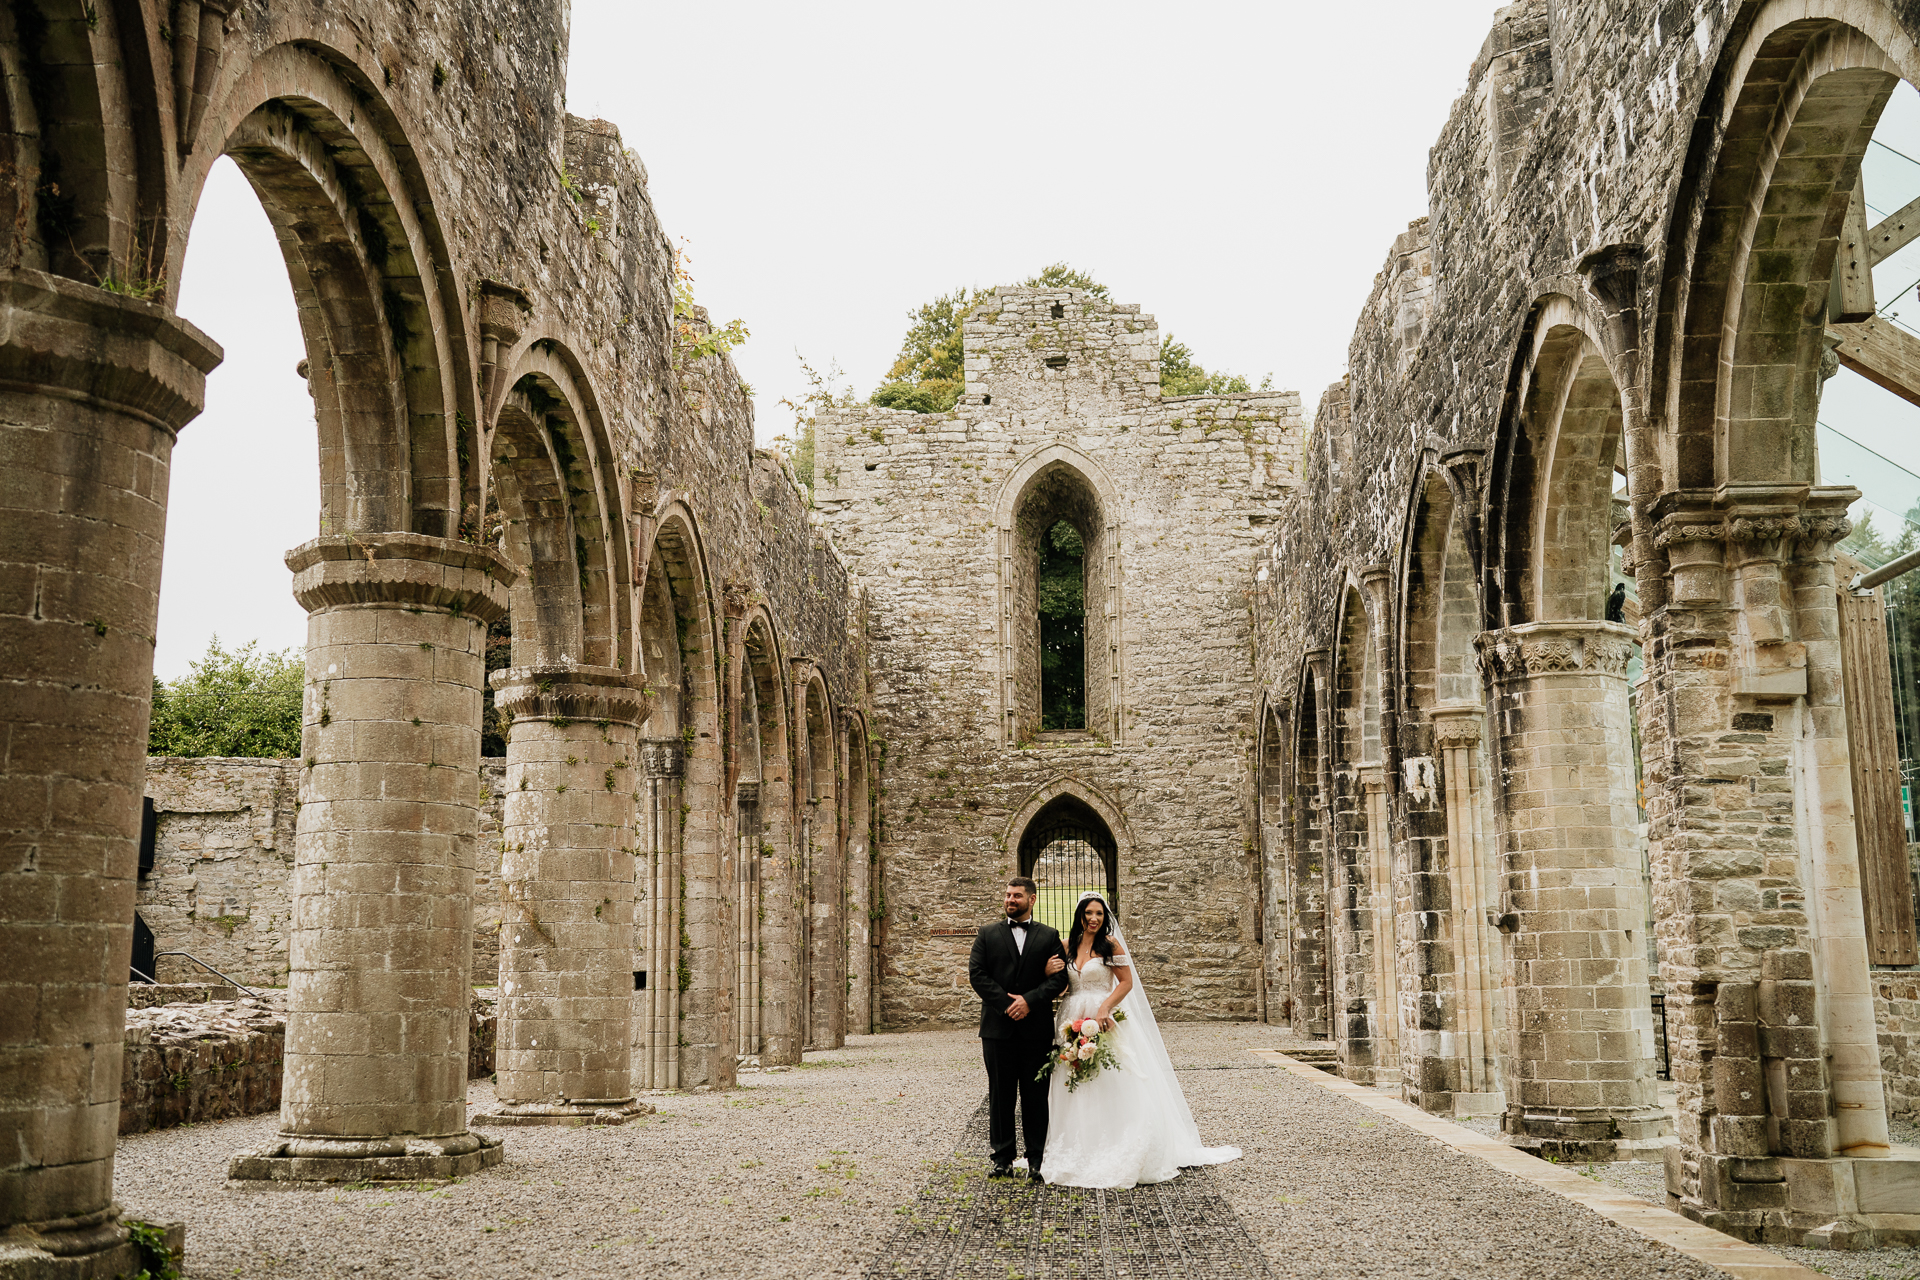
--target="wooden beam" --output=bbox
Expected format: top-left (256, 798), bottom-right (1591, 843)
top-left (1869, 191), bottom-right (1920, 265)
top-left (1836, 177), bottom-right (1876, 320)
top-left (1830, 316), bottom-right (1920, 408)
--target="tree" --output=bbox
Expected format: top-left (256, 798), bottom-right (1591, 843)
top-left (1159, 336), bottom-right (1269, 398)
top-left (1038, 520), bottom-right (1086, 731)
top-left (866, 264), bottom-right (1263, 412)
top-left (870, 288), bottom-right (975, 414)
top-left (149, 638), bottom-right (304, 758)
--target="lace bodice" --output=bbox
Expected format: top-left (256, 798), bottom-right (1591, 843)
top-left (1065, 954), bottom-right (1128, 998)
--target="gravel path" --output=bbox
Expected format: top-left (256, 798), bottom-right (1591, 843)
top-left (115, 1022), bottom-right (1755, 1279)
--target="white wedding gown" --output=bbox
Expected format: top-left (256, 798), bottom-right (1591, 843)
top-left (1038, 952), bottom-right (1242, 1188)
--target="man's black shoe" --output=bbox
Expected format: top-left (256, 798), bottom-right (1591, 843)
top-left (988, 1163), bottom-right (1015, 1179)
top-left (1028, 1169), bottom-right (1046, 1184)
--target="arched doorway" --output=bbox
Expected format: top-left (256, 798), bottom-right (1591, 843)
top-left (1016, 794), bottom-right (1119, 935)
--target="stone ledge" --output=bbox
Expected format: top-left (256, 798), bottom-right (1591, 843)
top-left (0, 1215), bottom-right (183, 1280)
top-left (226, 1135), bottom-right (504, 1185)
top-left (471, 1102), bottom-right (652, 1127)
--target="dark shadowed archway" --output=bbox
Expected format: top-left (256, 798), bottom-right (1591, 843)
top-left (1016, 793), bottom-right (1119, 934)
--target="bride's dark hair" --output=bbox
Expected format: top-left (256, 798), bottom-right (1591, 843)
top-left (1067, 895), bottom-right (1116, 961)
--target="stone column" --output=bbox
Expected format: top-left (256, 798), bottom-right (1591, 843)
top-left (1477, 620), bottom-right (1668, 1160)
top-left (1773, 512), bottom-right (1891, 1160)
top-left (0, 270), bottom-right (219, 1268)
top-left (638, 738), bottom-right (684, 1091)
top-left (1360, 765), bottom-right (1401, 1079)
top-left (480, 666), bottom-right (651, 1125)
top-left (229, 533), bottom-right (513, 1182)
top-left (1432, 703), bottom-right (1502, 1112)
top-left (734, 784), bottom-right (761, 1059)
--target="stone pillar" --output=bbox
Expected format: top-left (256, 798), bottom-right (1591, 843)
top-left (1360, 765), bottom-right (1401, 1079)
top-left (480, 666), bottom-right (650, 1125)
top-left (1432, 703), bottom-right (1502, 1112)
top-left (0, 270), bottom-right (219, 1269)
top-left (734, 784), bottom-right (761, 1059)
top-left (229, 533), bottom-right (513, 1182)
top-left (638, 738), bottom-right (684, 1091)
top-left (1477, 620), bottom-right (1668, 1160)
top-left (1776, 512), bottom-right (1891, 1160)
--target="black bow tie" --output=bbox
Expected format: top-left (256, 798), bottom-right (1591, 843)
top-left (1006, 918), bottom-right (1029, 929)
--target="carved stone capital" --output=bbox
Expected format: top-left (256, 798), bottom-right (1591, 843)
top-left (1474, 621), bottom-right (1635, 682)
top-left (0, 267), bottom-right (224, 437)
top-left (285, 532), bottom-right (517, 621)
top-left (492, 665), bottom-right (650, 726)
top-left (734, 780), bottom-right (761, 805)
top-left (723, 581), bottom-right (751, 618)
top-left (1653, 516), bottom-right (1724, 549)
top-left (641, 737), bottom-right (686, 778)
top-left (477, 278), bottom-right (533, 347)
top-left (1429, 703), bottom-right (1484, 747)
top-left (1727, 515), bottom-right (1802, 545)
top-left (631, 469), bottom-right (660, 508)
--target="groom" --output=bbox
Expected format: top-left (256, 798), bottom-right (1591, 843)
top-left (968, 876), bottom-right (1069, 1181)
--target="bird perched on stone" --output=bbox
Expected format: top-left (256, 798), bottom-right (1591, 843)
top-left (1605, 582), bottom-right (1627, 623)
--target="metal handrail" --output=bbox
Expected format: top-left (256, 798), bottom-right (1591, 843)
top-left (141, 951), bottom-right (261, 997)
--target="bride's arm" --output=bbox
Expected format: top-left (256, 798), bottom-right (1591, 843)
top-left (1098, 944), bottom-right (1133, 1028)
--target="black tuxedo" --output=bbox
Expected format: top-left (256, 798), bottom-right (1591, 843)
top-left (969, 917), bottom-right (1068, 1169)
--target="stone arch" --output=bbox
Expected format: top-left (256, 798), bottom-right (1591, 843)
top-left (0, 1), bottom-right (168, 282)
top-left (737, 608), bottom-right (800, 1064)
top-left (1255, 694), bottom-right (1289, 1026)
top-left (182, 40), bottom-right (471, 538)
top-left (1004, 778), bottom-right (1132, 933)
top-left (1487, 296), bottom-right (1628, 629)
top-left (799, 671), bottom-right (841, 1050)
top-left (633, 504), bottom-right (728, 1090)
top-left (1480, 293), bottom-right (1662, 1157)
top-left (994, 444), bottom-right (1124, 744)
top-left (1664, 7), bottom-right (1910, 491)
top-left (490, 342), bottom-right (629, 670)
top-left (1649, 0), bottom-right (1911, 1171)
top-left (1290, 653), bottom-right (1332, 1040)
top-left (844, 713), bottom-right (876, 1035)
top-left (1399, 460), bottom-right (1504, 1113)
top-left (1330, 580), bottom-right (1396, 1080)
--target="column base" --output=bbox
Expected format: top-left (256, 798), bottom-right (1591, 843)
top-left (227, 1132), bottom-right (504, 1184)
top-left (472, 1100), bottom-right (654, 1127)
top-left (1453, 1091), bottom-right (1506, 1119)
top-left (1672, 1150), bottom-right (1920, 1246)
top-left (1503, 1103), bottom-right (1672, 1162)
top-left (0, 1210), bottom-right (182, 1280)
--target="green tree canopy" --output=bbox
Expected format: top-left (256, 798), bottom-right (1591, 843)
top-left (149, 637), bottom-right (304, 758)
top-left (868, 264), bottom-right (1262, 412)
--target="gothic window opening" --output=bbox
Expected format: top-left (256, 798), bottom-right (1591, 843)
top-left (1039, 520), bottom-right (1087, 730)
top-left (1006, 458), bottom-right (1114, 742)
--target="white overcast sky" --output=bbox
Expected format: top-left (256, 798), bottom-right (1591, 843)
top-left (193, 0), bottom-right (1920, 679)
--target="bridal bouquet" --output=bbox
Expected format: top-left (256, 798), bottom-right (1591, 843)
top-left (1037, 1010), bottom-right (1128, 1092)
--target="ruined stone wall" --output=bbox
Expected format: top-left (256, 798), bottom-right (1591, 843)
top-left (1248, 0), bottom-right (1920, 1240)
top-left (142, 758), bottom-right (512, 987)
top-left (1875, 978), bottom-right (1920, 1122)
top-left (138, 759), bottom-right (298, 987)
top-left (816, 286), bottom-right (1301, 1028)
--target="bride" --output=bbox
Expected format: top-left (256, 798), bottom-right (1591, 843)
top-left (1037, 891), bottom-right (1241, 1188)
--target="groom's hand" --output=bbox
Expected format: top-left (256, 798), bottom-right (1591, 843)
top-left (1006, 994), bottom-right (1030, 1021)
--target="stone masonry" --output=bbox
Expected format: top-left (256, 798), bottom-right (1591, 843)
top-left (16, 0), bottom-right (1920, 1270)
top-left (1247, 0), bottom-right (1920, 1249)
top-left (0, 3), bottom-right (871, 1272)
top-left (815, 285), bottom-right (1300, 1029)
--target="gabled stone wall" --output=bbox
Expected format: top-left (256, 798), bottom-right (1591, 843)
top-left (816, 287), bottom-right (1301, 1028)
